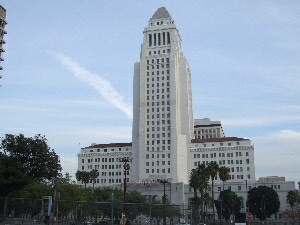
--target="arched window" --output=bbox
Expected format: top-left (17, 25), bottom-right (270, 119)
top-left (167, 32), bottom-right (170, 44)
top-left (154, 33), bottom-right (157, 46)
top-left (163, 32), bottom-right (165, 45)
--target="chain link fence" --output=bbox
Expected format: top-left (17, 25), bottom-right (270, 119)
top-left (0, 197), bottom-right (187, 225)
top-left (1, 197), bottom-right (298, 225)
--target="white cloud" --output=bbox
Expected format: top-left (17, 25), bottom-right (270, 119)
top-left (251, 130), bottom-right (300, 183)
top-left (222, 115), bottom-right (300, 127)
top-left (60, 156), bottom-right (78, 179)
top-left (49, 51), bottom-right (133, 118)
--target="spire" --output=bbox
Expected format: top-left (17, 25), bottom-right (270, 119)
top-left (151, 7), bottom-right (171, 20)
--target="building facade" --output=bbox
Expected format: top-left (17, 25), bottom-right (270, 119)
top-left (132, 7), bottom-right (194, 183)
top-left (0, 5), bottom-right (7, 81)
top-left (189, 137), bottom-right (256, 182)
top-left (76, 7), bottom-right (295, 220)
top-left (77, 143), bottom-right (132, 186)
top-left (194, 118), bottom-right (225, 139)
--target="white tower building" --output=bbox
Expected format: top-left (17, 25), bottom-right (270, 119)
top-left (132, 7), bottom-right (194, 183)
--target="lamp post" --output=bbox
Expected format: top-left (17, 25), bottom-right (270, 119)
top-left (120, 157), bottom-right (132, 220)
top-left (159, 179), bottom-right (170, 225)
top-left (111, 193), bottom-right (114, 225)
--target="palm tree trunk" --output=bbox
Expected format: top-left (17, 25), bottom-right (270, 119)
top-left (212, 179), bottom-right (215, 224)
top-left (200, 190), bottom-right (204, 222)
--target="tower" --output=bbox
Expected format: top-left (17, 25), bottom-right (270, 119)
top-left (132, 7), bottom-right (194, 183)
top-left (0, 5), bottom-right (7, 82)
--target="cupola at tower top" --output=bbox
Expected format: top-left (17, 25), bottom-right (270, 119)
top-left (151, 7), bottom-right (171, 20)
top-left (148, 7), bottom-right (174, 27)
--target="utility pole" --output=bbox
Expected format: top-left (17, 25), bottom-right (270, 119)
top-left (52, 155), bottom-right (58, 225)
top-left (111, 193), bottom-right (114, 225)
top-left (246, 180), bottom-right (250, 225)
top-left (159, 179), bottom-right (169, 225)
top-left (120, 157), bottom-right (132, 222)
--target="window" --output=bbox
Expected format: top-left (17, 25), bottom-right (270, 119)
top-left (238, 186), bottom-right (241, 191)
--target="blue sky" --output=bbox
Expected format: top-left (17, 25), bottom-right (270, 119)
top-left (0, 0), bottom-right (299, 183)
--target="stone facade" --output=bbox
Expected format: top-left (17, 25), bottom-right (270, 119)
top-left (76, 7), bottom-right (296, 221)
top-left (0, 5), bottom-right (7, 81)
top-left (77, 143), bottom-right (132, 186)
top-left (194, 118), bottom-right (225, 139)
top-left (132, 7), bottom-right (194, 184)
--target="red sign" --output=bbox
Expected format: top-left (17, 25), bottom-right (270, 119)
top-left (247, 213), bottom-right (252, 220)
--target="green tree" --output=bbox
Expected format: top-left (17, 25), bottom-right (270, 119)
top-left (89, 169), bottom-right (99, 190)
top-left (215, 189), bottom-right (241, 221)
top-left (189, 168), bottom-right (201, 224)
top-left (218, 166), bottom-right (230, 224)
top-left (196, 164), bottom-right (209, 222)
top-left (284, 190), bottom-right (300, 225)
top-left (0, 134), bottom-right (61, 196)
top-left (151, 200), bottom-right (164, 225)
top-left (126, 190), bottom-right (148, 222)
top-left (207, 161), bottom-right (219, 223)
top-left (248, 186), bottom-right (280, 224)
top-left (75, 170), bottom-right (90, 188)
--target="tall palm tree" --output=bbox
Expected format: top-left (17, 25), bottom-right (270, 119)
top-left (90, 169), bottom-right (99, 190)
top-left (81, 171), bottom-right (91, 188)
top-left (197, 164), bottom-right (209, 222)
top-left (218, 166), bottom-right (230, 191)
top-left (218, 166), bottom-right (230, 225)
top-left (207, 161), bottom-right (219, 224)
top-left (189, 168), bottom-right (201, 224)
top-left (203, 192), bottom-right (211, 222)
top-left (75, 170), bottom-right (83, 185)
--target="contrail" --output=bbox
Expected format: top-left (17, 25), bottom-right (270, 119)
top-left (49, 51), bottom-right (133, 118)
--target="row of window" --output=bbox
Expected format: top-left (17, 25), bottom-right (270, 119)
top-left (198, 142), bottom-right (240, 148)
top-left (147, 69), bottom-right (170, 76)
top-left (146, 88), bottom-right (170, 95)
top-left (84, 156), bottom-right (133, 164)
top-left (146, 77), bottom-right (170, 84)
top-left (146, 153), bottom-right (171, 159)
top-left (147, 139), bottom-right (171, 145)
top-left (146, 112), bottom-right (170, 118)
top-left (147, 133), bottom-right (170, 138)
top-left (147, 64), bottom-right (170, 70)
top-left (92, 178), bottom-right (129, 184)
top-left (146, 168), bottom-right (170, 174)
top-left (146, 160), bottom-right (171, 166)
top-left (194, 128), bottom-right (221, 134)
top-left (88, 147), bottom-right (129, 153)
top-left (101, 171), bottom-right (129, 176)
top-left (193, 159), bottom-right (250, 167)
top-left (193, 152), bottom-right (249, 159)
top-left (146, 145), bottom-right (171, 151)
top-left (146, 119), bottom-right (170, 125)
top-left (147, 125), bottom-right (171, 132)
top-left (147, 58), bottom-right (170, 64)
top-left (148, 48), bottom-right (170, 55)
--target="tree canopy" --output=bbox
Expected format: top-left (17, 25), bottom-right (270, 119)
top-left (248, 186), bottom-right (280, 220)
top-left (0, 134), bottom-right (61, 196)
top-left (215, 189), bottom-right (241, 221)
